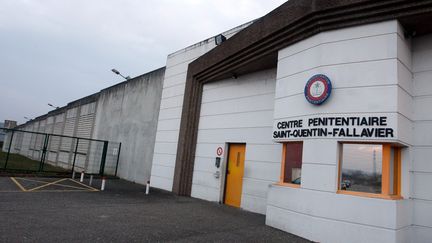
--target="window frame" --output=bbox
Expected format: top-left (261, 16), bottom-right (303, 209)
top-left (337, 142), bottom-right (402, 200)
top-left (279, 142), bottom-right (303, 188)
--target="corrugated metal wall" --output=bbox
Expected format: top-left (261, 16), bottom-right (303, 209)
top-left (58, 107), bottom-right (78, 167)
top-left (13, 99), bottom-right (98, 170)
top-left (75, 102), bottom-right (97, 171)
top-left (48, 113), bottom-right (65, 165)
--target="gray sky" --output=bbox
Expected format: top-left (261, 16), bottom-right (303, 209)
top-left (343, 144), bottom-right (382, 173)
top-left (0, 0), bottom-right (286, 124)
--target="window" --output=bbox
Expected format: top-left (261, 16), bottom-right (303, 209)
top-left (338, 143), bottom-right (401, 199)
top-left (280, 142), bottom-right (303, 186)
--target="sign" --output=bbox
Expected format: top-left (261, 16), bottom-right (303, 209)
top-left (304, 74), bottom-right (332, 105)
top-left (273, 115), bottom-right (396, 140)
top-left (216, 147), bottom-right (223, 156)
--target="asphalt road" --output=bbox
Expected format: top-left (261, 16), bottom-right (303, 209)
top-left (0, 177), bottom-right (310, 243)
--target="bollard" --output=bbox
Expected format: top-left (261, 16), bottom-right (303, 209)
top-left (145, 180), bottom-right (150, 195)
top-left (101, 177), bottom-right (106, 191)
top-left (80, 171), bottom-right (85, 182)
top-left (89, 175), bottom-right (93, 186)
top-left (72, 171), bottom-right (76, 179)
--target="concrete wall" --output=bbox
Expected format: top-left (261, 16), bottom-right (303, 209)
top-left (6, 67), bottom-right (164, 180)
top-left (92, 68), bottom-right (165, 184)
top-left (0, 122), bottom-right (4, 145)
top-left (150, 22), bottom-right (253, 191)
top-left (191, 69), bottom-right (277, 214)
top-left (411, 33), bottom-right (432, 242)
top-left (266, 20), bottom-right (413, 243)
top-left (8, 65), bottom-right (164, 180)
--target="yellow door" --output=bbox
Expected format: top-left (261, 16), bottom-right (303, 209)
top-left (224, 144), bottom-right (246, 207)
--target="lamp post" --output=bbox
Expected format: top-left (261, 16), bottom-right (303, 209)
top-left (111, 68), bottom-right (131, 80)
top-left (48, 103), bottom-right (60, 109)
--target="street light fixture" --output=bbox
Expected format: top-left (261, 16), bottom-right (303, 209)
top-left (24, 117), bottom-right (32, 121)
top-left (48, 103), bottom-right (60, 109)
top-left (111, 68), bottom-right (131, 80)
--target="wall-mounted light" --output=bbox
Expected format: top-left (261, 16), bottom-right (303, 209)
top-left (215, 34), bottom-right (226, 45)
top-left (404, 30), bottom-right (417, 39)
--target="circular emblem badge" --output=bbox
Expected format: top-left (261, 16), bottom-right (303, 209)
top-left (304, 74), bottom-right (332, 105)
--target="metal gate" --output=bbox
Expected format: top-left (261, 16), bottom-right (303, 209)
top-left (0, 128), bottom-right (121, 177)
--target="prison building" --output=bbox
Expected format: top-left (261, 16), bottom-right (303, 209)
top-left (5, 68), bottom-right (165, 179)
top-left (148, 1), bottom-right (432, 242)
top-left (5, 1), bottom-right (432, 242)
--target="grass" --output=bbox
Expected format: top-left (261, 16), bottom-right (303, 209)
top-left (0, 151), bottom-right (68, 172)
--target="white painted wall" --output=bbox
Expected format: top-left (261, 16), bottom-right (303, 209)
top-left (411, 33), bottom-right (432, 242)
top-left (150, 22), bottom-right (253, 191)
top-left (191, 69), bottom-right (278, 214)
top-left (266, 20), bottom-right (413, 243)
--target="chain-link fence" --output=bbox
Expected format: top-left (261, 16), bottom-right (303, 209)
top-left (0, 128), bottom-right (121, 176)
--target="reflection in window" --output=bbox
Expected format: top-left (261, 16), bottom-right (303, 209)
top-left (340, 144), bottom-right (382, 193)
top-left (283, 142), bottom-right (303, 185)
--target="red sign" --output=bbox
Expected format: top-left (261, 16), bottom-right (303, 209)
top-left (216, 147), bottom-right (223, 156)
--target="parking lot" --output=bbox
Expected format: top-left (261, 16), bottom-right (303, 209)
top-left (0, 177), bottom-right (309, 242)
